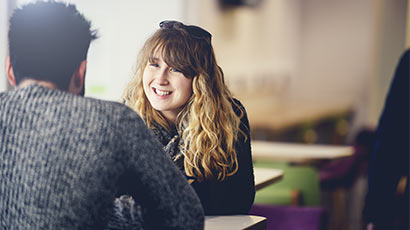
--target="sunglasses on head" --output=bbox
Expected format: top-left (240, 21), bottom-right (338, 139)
top-left (159, 20), bottom-right (212, 42)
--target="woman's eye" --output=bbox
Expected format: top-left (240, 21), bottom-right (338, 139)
top-left (149, 63), bottom-right (159, 67)
top-left (170, 68), bottom-right (181, 73)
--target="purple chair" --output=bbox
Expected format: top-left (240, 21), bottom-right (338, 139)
top-left (319, 129), bottom-right (374, 189)
top-left (249, 204), bottom-right (326, 230)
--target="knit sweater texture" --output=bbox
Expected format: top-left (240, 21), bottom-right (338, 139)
top-left (0, 84), bottom-right (204, 230)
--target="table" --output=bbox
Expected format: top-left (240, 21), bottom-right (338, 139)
top-left (253, 167), bottom-right (283, 191)
top-left (202, 168), bottom-right (281, 229)
top-left (205, 215), bottom-right (266, 230)
top-left (252, 141), bottom-right (354, 163)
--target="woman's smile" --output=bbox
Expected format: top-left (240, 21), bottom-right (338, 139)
top-left (142, 54), bottom-right (193, 122)
top-left (152, 87), bottom-right (172, 97)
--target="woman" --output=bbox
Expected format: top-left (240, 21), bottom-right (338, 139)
top-left (123, 20), bottom-right (255, 215)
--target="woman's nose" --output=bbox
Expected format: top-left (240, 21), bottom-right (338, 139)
top-left (156, 70), bottom-right (169, 85)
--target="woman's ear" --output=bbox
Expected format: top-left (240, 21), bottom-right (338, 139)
top-left (5, 56), bottom-right (16, 86)
top-left (68, 60), bottom-right (87, 95)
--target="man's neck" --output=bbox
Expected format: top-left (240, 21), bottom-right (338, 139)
top-left (17, 79), bottom-right (58, 90)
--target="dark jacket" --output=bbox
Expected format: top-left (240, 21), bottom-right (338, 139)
top-left (363, 49), bottom-right (409, 230)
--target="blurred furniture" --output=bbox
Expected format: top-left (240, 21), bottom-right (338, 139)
top-left (254, 162), bottom-right (321, 206)
top-left (252, 141), bottom-right (353, 163)
top-left (319, 129), bottom-right (374, 230)
top-left (250, 110), bottom-right (352, 145)
top-left (249, 204), bottom-right (325, 230)
top-left (201, 168), bottom-right (281, 230)
top-left (319, 129), bottom-right (373, 189)
top-left (251, 141), bottom-right (353, 227)
top-left (205, 215), bottom-right (266, 230)
top-left (253, 167), bottom-right (283, 191)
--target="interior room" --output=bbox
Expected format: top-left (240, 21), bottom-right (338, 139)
top-left (1, 0), bottom-right (408, 229)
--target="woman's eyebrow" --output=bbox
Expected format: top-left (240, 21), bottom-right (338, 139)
top-left (148, 56), bottom-right (160, 62)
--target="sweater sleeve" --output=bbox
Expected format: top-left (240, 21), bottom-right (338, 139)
top-left (191, 99), bottom-right (255, 215)
top-left (117, 108), bottom-right (204, 229)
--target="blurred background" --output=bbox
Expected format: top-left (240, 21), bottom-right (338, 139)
top-left (1, 0), bottom-right (408, 144)
top-left (0, 0), bottom-right (409, 229)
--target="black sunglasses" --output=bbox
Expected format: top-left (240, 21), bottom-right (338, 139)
top-left (159, 20), bottom-right (212, 42)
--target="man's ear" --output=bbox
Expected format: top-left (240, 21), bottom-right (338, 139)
top-left (68, 60), bottom-right (87, 95)
top-left (5, 56), bottom-right (16, 86)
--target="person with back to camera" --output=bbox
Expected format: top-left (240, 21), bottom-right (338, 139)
top-left (363, 49), bottom-right (409, 230)
top-left (123, 20), bottom-right (256, 215)
top-left (0, 2), bottom-right (204, 229)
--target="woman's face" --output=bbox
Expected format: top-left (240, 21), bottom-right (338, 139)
top-left (142, 53), bottom-right (193, 123)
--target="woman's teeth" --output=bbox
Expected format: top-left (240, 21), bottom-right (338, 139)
top-left (155, 88), bottom-right (171, 96)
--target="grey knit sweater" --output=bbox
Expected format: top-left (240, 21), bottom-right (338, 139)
top-left (0, 84), bottom-right (204, 229)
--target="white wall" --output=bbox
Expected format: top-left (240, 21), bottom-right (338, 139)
top-left (69, 0), bottom-right (186, 101)
top-left (187, 0), bottom-right (303, 129)
top-left (295, 0), bottom-right (374, 135)
top-left (0, 0), bottom-right (10, 92)
top-left (73, 0), bottom-right (186, 101)
top-left (369, 0), bottom-right (408, 125)
top-left (9, 0), bottom-right (186, 101)
top-left (185, 0), bottom-right (408, 132)
top-left (407, 1), bottom-right (410, 48)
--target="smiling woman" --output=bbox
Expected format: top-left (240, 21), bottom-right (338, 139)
top-left (123, 20), bottom-right (255, 215)
top-left (142, 54), bottom-right (193, 123)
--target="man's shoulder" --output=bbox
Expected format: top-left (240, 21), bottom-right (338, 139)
top-left (1, 85), bottom-right (146, 128)
top-left (81, 95), bottom-right (128, 112)
top-left (80, 96), bottom-right (145, 125)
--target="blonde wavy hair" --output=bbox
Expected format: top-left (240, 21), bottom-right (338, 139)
top-left (123, 24), bottom-right (245, 181)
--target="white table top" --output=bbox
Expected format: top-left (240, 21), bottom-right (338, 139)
top-left (205, 215), bottom-right (266, 230)
top-left (202, 168), bottom-right (279, 230)
top-left (253, 167), bottom-right (283, 191)
top-left (252, 140), bottom-right (354, 163)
